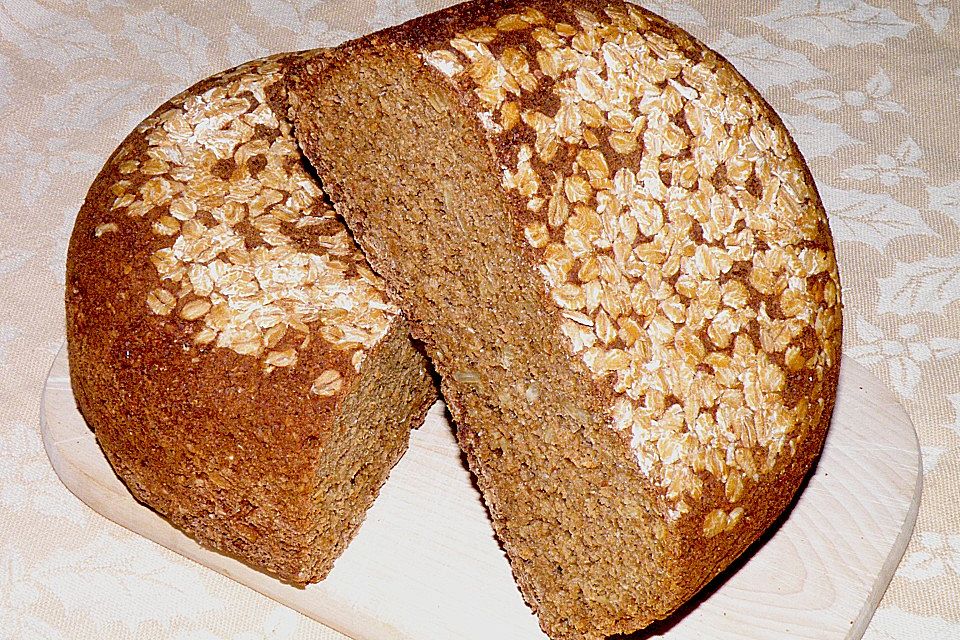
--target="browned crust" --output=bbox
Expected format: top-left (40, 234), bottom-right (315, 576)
top-left (287, 0), bottom-right (841, 636)
top-left (65, 54), bottom-right (436, 583)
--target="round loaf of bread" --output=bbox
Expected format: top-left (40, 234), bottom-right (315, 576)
top-left (287, 1), bottom-right (842, 636)
top-left (65, 54), bottom-right (436, 584)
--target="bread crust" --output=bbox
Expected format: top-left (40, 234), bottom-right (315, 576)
top-left (66, 54), bottom-right (436, 583)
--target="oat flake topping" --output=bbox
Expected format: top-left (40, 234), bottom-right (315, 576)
top-left (427, 4), bottom-right (842, 523)
top-left (104, 57), bottom-right (398, 377)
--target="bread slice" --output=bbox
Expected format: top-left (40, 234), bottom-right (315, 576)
top-left (286, 1), bottom-right (842, 636)
top-left (65, 54), bottom-right (436, 584)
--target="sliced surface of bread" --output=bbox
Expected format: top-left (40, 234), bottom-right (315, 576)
top-left (287, 1), bottom-right (842, 636)
top-left (66, 54), bottom-right (436, 584)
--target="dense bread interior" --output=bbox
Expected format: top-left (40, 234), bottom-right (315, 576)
top-left (294, 51), bottom-right (682, 637)
top-left (306, 322), bottom-right (436, 582)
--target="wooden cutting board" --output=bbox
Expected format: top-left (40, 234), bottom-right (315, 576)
top-left (42, 345), bottom-right (920, 640)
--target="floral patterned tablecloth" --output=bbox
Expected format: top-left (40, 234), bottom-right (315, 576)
top-left (1, 1), bottom-right (958, 638)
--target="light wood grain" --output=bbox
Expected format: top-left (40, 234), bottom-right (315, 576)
top-left (42, 345), bottom-right (920, 640)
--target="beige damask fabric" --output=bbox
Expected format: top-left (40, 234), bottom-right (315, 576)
top-left (0, 0), bottom-right (957, 638)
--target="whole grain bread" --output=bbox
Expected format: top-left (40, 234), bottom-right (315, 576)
top-left (286, 1), bottom-right (842, 636)
top-left (65, 54), bottom-right (436, 584)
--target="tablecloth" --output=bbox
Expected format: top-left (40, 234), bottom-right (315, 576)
top-left (1, 0), bottom-right (957, 638)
